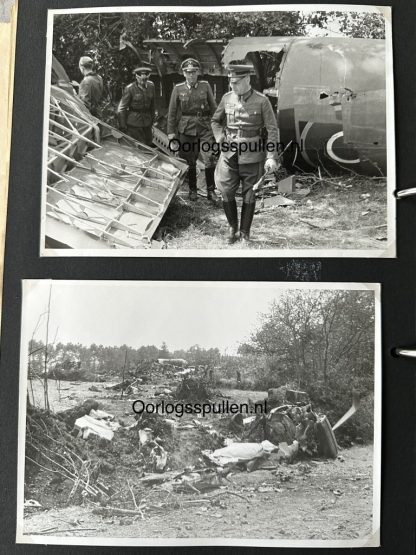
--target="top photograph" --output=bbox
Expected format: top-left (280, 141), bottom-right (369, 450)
top-left (41, 5), bottom-right (395, 257)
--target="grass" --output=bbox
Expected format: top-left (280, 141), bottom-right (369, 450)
top-left (156, 170), bottom-right (388, 251)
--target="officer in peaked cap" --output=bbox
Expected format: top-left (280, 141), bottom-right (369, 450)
top-left (211, 63), bottom-right (279, 244)
top-left (78, 56), bottom-right (104, 117)
top-left (167, 58), bottom-right (218, 201)
top-left (117, 65), bottom-right (155, 146)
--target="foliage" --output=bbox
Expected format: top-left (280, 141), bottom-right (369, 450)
top-left (28, 340), bottom-right (220, 378)
top-left (331, 11), bottom-right (385, 39)
top-left (238, 290), bottom-right (375, 442)
top-left (52, 10), bottom-right (385, 112)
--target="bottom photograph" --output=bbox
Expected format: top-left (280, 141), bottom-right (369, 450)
top-left (17, 281), bottom-right (381, 547)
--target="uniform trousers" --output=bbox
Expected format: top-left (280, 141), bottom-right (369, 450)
top-left (215, 152), bottom-right (263, 204)
top-left (127, 125), bottom-right (153, 146)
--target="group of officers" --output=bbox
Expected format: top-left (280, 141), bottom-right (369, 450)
top-left (77, 56), bottom-right (279, 244)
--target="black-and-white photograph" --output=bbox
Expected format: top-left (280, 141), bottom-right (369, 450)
top-left (42, 5), bottom-right (394, 257)
top-left (17, 281), bottom-right (381, 547)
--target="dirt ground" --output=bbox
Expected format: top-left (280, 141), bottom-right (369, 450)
top-left (22, 380), bottom-right (375, 542)
top-left (156, 171), bottom-right (387, 251)
top-left (23, 445), bottom-right (373, 541)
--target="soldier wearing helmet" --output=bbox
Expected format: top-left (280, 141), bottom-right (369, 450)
top-left (167, 58), bottom-right (218, 201)
top-left (78, 56), bottom-right (104, 117)
top-left (211, 64), bottom-right (280, 244)
top-left (117, 66), bottom-right (155, 146)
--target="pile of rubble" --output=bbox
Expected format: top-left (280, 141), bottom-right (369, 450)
top-left (25, 387), bottom-right (340, 520)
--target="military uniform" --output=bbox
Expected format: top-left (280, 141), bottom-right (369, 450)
top-left (211, 64), bottom-right (279, 242)
top-left (78, 72), bottom-right (104, 117)
top-left (117, 80), bottom-right (155, 146)
top-left (167, 58), bottom-right (218, 199)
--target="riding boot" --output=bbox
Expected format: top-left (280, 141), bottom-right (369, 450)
top-left (205, 167), bottom-right (219, 202)
top-left (240, 202), bottom-right (256, 243)
top-left (188, 165), bottom-right (197, 201)
top-left (222, 200), bottom-right (239, 244)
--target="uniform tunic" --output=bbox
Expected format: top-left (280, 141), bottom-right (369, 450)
top-left (167, 80), bottom-right (217, 169)
top-left (78, 72), bottom-right (104, 117)
top-left (211, 88), bottom-right (279, 203)
top-left (117, 81), bottom-right (155, 146)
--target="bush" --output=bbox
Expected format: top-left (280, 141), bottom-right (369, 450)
top-left (175, 376), bottom-right (212, 402)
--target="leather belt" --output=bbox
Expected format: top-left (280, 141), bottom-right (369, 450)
top-left (182, 112), bottom-right (210, 118)
top-left (226, 128), bottom-right (261, 139)
top-left (226, 129), bottom-right (261, 140)
top-left (129, 108), bottom-right (149, 113)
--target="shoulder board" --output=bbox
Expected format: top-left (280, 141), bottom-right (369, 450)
top-left (253, 90), bottom-right (266, 98)
top-left (223, 91), bottom-right (233, 97)
top-left (147, 80), bottom-right (155, 86)
top-left (199, 80), bottom-right (208, 83)
top-left (175, 82), bottom-right (186, 87)
top-left (126, 82), bottom-right (135, 89)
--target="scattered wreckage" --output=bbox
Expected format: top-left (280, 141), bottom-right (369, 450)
top-left (25, 383), bottom-right (359, 522)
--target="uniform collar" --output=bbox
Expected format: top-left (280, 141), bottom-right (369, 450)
top-left (186, 81), bottom-right (198, 90)
top-left (238, 88), bottom-right (253, 102)
top-left (136, 81), bottom-right (148, 90)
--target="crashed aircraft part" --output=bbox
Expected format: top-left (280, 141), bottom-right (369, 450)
top-left (326, 131), bottom-right (360, 164)
top-left (223, 36), bottom-right (387, 175)
top-left (46, 85), bottom-right (187, 249)
top-left (315, 416), bottom-right (338, 459)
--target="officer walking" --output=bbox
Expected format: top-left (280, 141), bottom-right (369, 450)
top-left (117, 66), bottom-right (155, 146)
top-left (211, 64), bottom-right (279, 244)
top-left (167, 58), bottom-right (218, 201)
top-left (78, 56), bottom-right (104, 117)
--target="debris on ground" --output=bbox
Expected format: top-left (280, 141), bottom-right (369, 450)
top-left (202, 440), bottom-right (279, 472)
top-left (74, 414), bottom-right (120, 441)
top-left (25, 378), bottom-right (343, 531)
top-left (56, 398), bottom-right (99, 427)
top-left (175, 376), bottom-right (212, 402)
top-left (88, 385), bottom-right (101, 392)
top-left (253, 171), bottom-right (313, 213)
top-left (104, 380), bottom-right (132, 391)
top-left (24, 499), bottom-right (42, 508)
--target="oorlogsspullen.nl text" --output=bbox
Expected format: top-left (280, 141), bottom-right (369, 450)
top-left (132, 399), bottom-right (268, 418)
top-left (168, 138), bottom-right (304, 156)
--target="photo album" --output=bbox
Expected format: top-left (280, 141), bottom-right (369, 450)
top-left (0, 2), bottom-right (414, 553)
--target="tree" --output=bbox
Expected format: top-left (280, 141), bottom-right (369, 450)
top-left (52, 9), bottom-right (385, 122)
top-left (240, 289), bottom-right (375, 398)
top-left (158, 342), bottom-right (170, 358)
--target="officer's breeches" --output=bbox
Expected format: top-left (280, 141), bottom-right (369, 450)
top-left (215, 153), bottom-right (263, 204)
top-left (179, 130), bottom-right (217, 169)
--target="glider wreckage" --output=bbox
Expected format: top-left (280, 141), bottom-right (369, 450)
top-left (46, 59), bottom-right (187, 250)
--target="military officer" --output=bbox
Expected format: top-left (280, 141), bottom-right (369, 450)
top-left (78, 56), bottom-right (104, 117)
top-left (117, 66), bottom-right (155, 146)
top-left (167, 58), bottom-right (218, 201)
top-left (211, 64), bottom-right (280, 244)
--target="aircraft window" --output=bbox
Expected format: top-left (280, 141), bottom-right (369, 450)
top-left (319, 92), bottom-right (329, 100)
